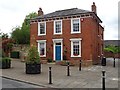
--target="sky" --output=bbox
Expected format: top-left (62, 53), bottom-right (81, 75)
top-left (0, 0), bottom-right (119, 40)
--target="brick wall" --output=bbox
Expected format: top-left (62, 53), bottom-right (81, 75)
top-left (104, 51), bottom-right (120, 58)
top-left (30, 17), bottom-right (104, 65)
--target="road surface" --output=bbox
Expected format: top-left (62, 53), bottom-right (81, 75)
top-left (2, 77), bottom-right (44, 89)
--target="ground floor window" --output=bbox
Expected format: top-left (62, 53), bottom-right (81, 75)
top-left (73, 41), bottom-right (80, 55)
top-left (37, 40), bottom-right (46, 57)
top-left (70, 38), bottom-right (81, 57)
top-left (40, 43), bottom-right (45, 55)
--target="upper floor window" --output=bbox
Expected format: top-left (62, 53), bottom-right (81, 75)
top-left (38, 22), bottom-right (46, 36)
top-left (54, 20), bottom-right (62, 34)
top-left (71, 18), bottom-right (81, 34)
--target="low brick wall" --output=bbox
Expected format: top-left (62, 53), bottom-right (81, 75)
top-left (104, 51), bottom-right (120, 58)
top-left (55, 59), bottom-right (93, 67)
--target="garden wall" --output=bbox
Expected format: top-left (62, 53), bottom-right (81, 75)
top-left (11, 44), bottom-right (30, 61)
top-left (104, 51), bottom-right (120, 58)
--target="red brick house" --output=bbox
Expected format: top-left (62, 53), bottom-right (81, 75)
top-left (30, 2), bottom-right (104, 65)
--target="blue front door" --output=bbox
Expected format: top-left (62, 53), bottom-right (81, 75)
top-left (55, 45), bottom-right (61, 61)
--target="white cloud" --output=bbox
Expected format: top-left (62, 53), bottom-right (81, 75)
top-left (0, 0), bottom-right (119, 40)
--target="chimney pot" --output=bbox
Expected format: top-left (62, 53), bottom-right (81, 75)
top-left (39, 8), bottom-right (42, 11)
top-left (91, 2), bottom-right (97, 14)
top-left (38, 7), bottom-right (44, 16)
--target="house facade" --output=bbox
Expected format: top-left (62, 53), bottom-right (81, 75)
top-left (30, 2), bottom-right (104, 65)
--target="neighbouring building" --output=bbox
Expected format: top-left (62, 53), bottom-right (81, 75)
top-left (104, 40), bottom-right (120, 47)
top-left (2, 38), bottom-right (13, 57)
top-left (30, 2), bottom-right (104, 65)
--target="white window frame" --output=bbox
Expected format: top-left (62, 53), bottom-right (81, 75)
top-left (37, 40), bottom-right (46, 57)
top-left (54, 20), bottom-right (62, 35)
top-left (38, 22), bottom-right (46, 36)
top-left (70, 38), bottom-right (82, 57)
top-left (71, 18), bottom-right (81, 34)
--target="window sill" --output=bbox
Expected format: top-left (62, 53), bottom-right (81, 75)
top-left (54, 33), bottom-right (62, 35)
top-left (40, 55), bottom-right (46, 57)
top-left (71, 32), bottom-right (81, 34)
top-left (71, 55), bottom-right (81, 57)
top-left (38, 34), bottom-right (46, 36)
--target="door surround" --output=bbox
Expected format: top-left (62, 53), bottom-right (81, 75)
top-left (52, 39), bottom-right (63, 61)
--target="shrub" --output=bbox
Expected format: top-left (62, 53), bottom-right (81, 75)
top-left (26, 46), bottom-right (40, 64)
top-left (47, 58), bottom-right (53, 63)
top-left (104, 48), bottom-right (114, 53)
top-left (0, 57), bottom-right (11, 69)
top-left (5, 57), bottom-right (11, 61)
top-left (60, 60), bottom-right (75, 66)
top-left (0, 57), bottom-right (11, 62)
top-left (104, 45), bottom-right (120, 54)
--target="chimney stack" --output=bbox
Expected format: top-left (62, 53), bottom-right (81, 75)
top-left (91, 2), bottom-right (97, 14)
top-left (38, 8), bottom-right (44, 16)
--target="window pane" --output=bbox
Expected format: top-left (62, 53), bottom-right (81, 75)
top-left (39, 43), bottom-right (45, 55)
top-left (40, 23), bottom-right (45, 34)
top-left (55, 21), bottom-right (61, 33)
top-left (73, 19), bottom-right (79, 32)
top-left (56, 43), bottom-right (61, 45)
top-left (73, 41), bottom-right (79, 55)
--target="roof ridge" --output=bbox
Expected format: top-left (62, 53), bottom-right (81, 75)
top-left (55, 8), bottom-right (78, 12)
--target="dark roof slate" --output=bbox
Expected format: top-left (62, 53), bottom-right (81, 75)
top-left (104, 40), bottom-right (120, 47)
top-left (34, 8), bottom-right (91, 19)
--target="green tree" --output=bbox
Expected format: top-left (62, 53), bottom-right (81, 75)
top-left (11, 12), bottom-right (38, 44)
top-left (11, 26), bottom-right (21, 44)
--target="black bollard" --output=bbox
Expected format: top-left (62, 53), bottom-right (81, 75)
top-left (67, 62), bottom-right (70, 76)
top-left (79, 60), bottom-right (82, 71)
top-left (113, 58), bottom-right (115, 67)
top-left (49, 67), bottom-right (52, 84)
top-left (102, 70), bottom-right (105, 90)
top-left (101, 57), bottom-right (106, 66)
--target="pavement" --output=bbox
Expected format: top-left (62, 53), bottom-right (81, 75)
top-left (0, 58), bottom-right (119, 89)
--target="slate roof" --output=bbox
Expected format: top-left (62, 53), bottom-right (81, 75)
top-left (32, 8), bottom-right (102, 23)
top-left (34, 8), bottom-right (92, 19)
top-left (104, 40), bottom-right (120, 47)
